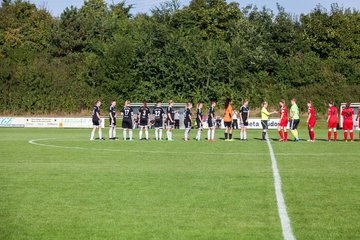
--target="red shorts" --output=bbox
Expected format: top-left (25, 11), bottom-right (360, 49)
top-left (328, 121), bottom-right (338, 129)
top-left (343, 121), bottom-right (353, 131)
top-left (279, 118), bottom-right (288, 127)
top-left (308, 119), bottom-right (316, 129)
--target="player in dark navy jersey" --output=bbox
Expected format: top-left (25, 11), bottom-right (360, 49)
top-left (184, 102), bottom-right (192, 141)
top-left (207, 101), bottom-right (216, 141)
top-left (239, 100), bottom-right (250, 140)
top-left (166, 100), bottom-right (175, 141)
top-left (108, 101), bottom-right (117, 140)
top-left (90, 100), bottom-right (104, 140)
top-left (153, 100), bottom-right (165, 140)
top-left (121, 100), bottom-right (134, 141)
top-left (138, 100), bottom-right (151, 140)
top-left (195, 103), bottom-right (203, 141)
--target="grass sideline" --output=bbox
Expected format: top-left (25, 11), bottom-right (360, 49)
top-left (0, 128), bottom-right (359, 240)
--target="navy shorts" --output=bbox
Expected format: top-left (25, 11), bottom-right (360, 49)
top-left (261, 120), bottom-right (268, 130)
top-left (208, 118), bottom-right (215, 128)
top-left (122, 119), bottom-right (132, 129)
top-left (154, 120), bottom-right (163, 128)
top-left (289, 119), bottom-right (300, 130)
top-left (196, 120), bottom-right (202, 129)
top-left (93, 119), bottom-right (100, 126)
top-left (139, 119), bottom-right (148, 127)
top-left (241, 117), bottom-right (248, 127)
top-left (167, 120), bottom-right (174, 128)
top-left (109, 118), bottom-right (116, 127)
top-left (184, 121), bottom-right (191, 129)
top-left (224, 121), bottom-right (232, 128)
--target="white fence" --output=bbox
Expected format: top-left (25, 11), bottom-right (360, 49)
top-left (0, 117), bottom-right (105, 129)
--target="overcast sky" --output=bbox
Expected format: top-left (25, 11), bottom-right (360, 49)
top-left (29, 0), bottom-right (360, 17)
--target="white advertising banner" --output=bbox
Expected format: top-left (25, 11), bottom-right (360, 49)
top-left (0, 117), bottom-right (105, 129)
top-left (217, 118), bottom-right (282, 129)
top-left (201, 118), bottom-right (283, 129)
top-left (243, 118), bottom-right (282, 129)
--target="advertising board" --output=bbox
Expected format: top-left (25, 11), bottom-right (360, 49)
top-left (0, 117), bottom-right (105, 128)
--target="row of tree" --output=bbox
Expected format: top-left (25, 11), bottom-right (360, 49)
top-left (0, 0), bottom-right (359, 114)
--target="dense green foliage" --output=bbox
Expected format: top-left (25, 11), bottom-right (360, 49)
top-left (0, 0), bottom-right (359, 114)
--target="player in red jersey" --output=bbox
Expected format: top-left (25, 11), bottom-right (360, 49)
top-left (278, 99), bottom-right (288, 142)
top-left (327, 101), bottom-right (338, 141)
top-left (341, 102), bottom-right (355, 142)
top-left (307, 101), bottom-right (316, 142)
top-left (357, 107), bottom-right (360, 141)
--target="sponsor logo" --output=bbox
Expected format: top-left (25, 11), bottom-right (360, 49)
top-left (0, 117), bottom-right (24, 128)
top-left (0, 117), bottom-right (103, 128)
top-left (0, 117), bottom-right (15, 125)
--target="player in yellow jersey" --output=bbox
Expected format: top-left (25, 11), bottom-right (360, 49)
top-left (261, 101), bottom-right (277, 141)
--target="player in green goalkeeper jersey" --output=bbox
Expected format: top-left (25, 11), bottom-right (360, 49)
top-left (289, 98), bottom-right (300, 142)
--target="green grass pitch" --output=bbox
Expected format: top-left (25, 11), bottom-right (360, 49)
top-left (0, 127), bottom-right (359, 240)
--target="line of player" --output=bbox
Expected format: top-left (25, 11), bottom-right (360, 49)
top-left (90, 98), bottom-right (359, 142)
top-left (257, 99), bottom-right (356, 142)
top-left (90, 99), bottom-right (217, 141)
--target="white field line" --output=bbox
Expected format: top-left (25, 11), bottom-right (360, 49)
top-left (28, 138), bottom-right (267, 156)
top-left (27, 138), bottom-right (359, 157)
top-left (267, 139), bottom-right (296, 240)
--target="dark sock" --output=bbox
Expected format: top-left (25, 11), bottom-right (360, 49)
top-left (229, 134), bottom-right (232, 139)
top-left (225, 133), bottom-right (228, 139)
top-left (262, 132), bottom-right (266, 140)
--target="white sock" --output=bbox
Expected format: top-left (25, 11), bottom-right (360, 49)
top-left (169, 131), bottom-right (172, 140)
top-left (90, 129), bottom-right (95, 140)
top-left (129, 130), bottom-right (133, 140)
top-left (113, 129), bottom-right (116, 138)
top-left (109, 127), bottom-right (113, 139)
top-left (139, 130), bottom-right (142, 140)
top-left (197, 130), bottom-right (201, 140)
top-left (244, 132), bottom-right (247, 140)
top-left (208, 130), bottom-right (211, 140)
top-left (155, 129), bottom-right (159, 140)
top-left (185, 129), bottom-right (189, 140)
top-left (240, 131), bottom-right (243, 140)
top-left (159, 129), bottom-right (163, 140)
top-left (99, 130), bottom-right (102, 139)
top-left (123, 130), bottom-right (127, 140)
top-left (211, 130), bottom-right (215, 140)
top-left (145, 130), bottom-right (149, 140)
